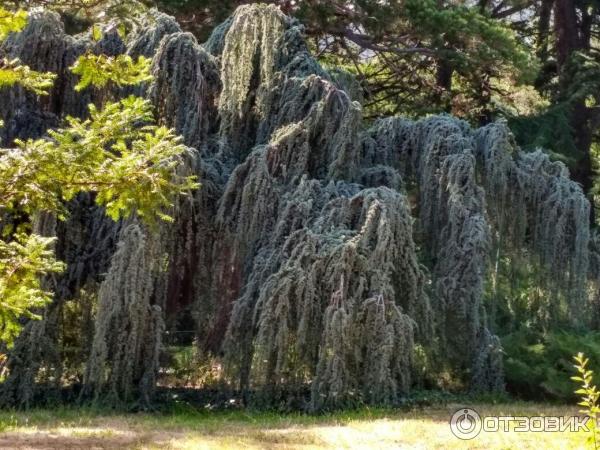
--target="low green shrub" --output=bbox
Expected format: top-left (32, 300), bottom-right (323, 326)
top-left (502, 330), bottom-right (600, 401)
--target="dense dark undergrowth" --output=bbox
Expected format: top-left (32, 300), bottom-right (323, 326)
top-left (11, 329), bottom-right (595, 411)
top-left (13, 383), bottom-right (511, 414)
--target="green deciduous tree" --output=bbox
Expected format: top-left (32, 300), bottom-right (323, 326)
top-left (0, 7), bottom-right (196, 347)
top-left (0, 8), bottom-right (55, 95)
top-left (71, 54), bottom-right (152, 91)
top-left (0, 234), bottom-right (64, 345)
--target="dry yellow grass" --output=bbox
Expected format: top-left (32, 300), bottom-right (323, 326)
top-left (0, 402), bottom-right (591, 449)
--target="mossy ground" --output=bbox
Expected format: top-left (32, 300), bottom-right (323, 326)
top-left (0, 402), bottom-right (590, 449)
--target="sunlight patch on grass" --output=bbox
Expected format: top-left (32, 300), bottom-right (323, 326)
top-left (0, 403), bottom-right (592, 449)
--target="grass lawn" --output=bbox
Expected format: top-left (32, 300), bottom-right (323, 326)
top-left (0, 402), bottom-right (591, 449)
